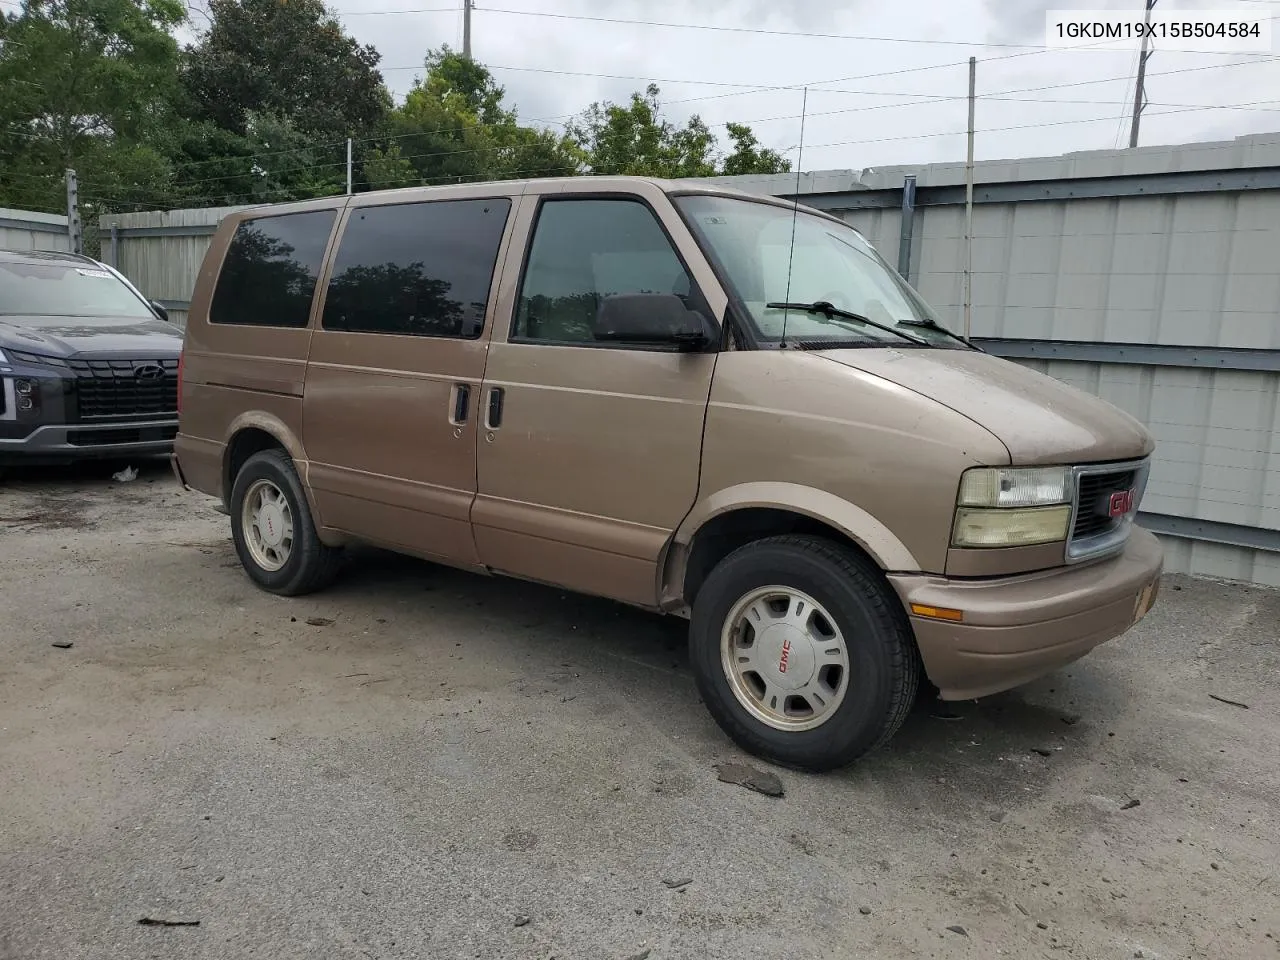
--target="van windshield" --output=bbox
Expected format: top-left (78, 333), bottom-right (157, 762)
top-left (675, 194), bottom-right (964, 348)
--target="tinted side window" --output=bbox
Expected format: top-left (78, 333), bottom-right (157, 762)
top-left (514, 199), bottom-right (693, 345)
top-left (210, 210), bottom-right (335, 327)
top-left (322, 198), bottom-right (511, 339)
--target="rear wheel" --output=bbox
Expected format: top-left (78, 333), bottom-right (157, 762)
top-left (689, 535), bottom-right (919, 771)
top-left (229, 448), bottom-right (341, 596)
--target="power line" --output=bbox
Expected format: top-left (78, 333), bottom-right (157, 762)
top-left (671, 33), bottom-right (1279, 112)
top-left (798, 99), bottom-right (1280, 152)
top-left (336, 4), bottom-right (458, 14)
top-left (146, 87), bottom-right (1280, 194)
top-left (82, 93), bottom-right (1280, 210)
top-left (12, 54), bottom-right (1276, 186)
top-left (414, 4), bottom-right (1055, 48)
top-left (343, 3), bottom-right (1274, 59)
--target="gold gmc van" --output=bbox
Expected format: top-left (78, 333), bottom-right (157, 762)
top-left (173, 176), bottom-right (1162, 770)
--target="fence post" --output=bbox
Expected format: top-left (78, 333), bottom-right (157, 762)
top-left (896, 175), bottom-right (916, 283)
top-left (108, 223), bottom-right (118, 267)
top-left (65, 168), bottom-right (82, 255)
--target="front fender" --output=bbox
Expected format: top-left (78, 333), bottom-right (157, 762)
top-left (678, 478), bottom-right (917, 567)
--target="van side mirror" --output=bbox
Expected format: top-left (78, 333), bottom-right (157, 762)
top-left (592, 294), bottom-right (712, 349)
top-left (150, 300), bottom-right (170, 324)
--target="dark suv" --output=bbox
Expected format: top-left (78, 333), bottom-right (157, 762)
top-left (0, 249), bottom-right (183, 465)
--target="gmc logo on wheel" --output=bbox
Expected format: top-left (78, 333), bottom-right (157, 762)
top-left (1108, 489), bottom-right (1135, 518)
top-left (778, 638), bottom-right (792, 674)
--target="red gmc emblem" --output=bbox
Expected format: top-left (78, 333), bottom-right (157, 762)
top-left (1108, 489), bottom-right (1135, 518)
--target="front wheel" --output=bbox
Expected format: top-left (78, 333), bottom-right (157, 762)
top-left (229, 448), bottom-right (341, 596)
top-left (689, 535), bottom-right (919, 771)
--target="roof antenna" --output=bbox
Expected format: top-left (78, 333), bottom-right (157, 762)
top-left (779, 87), bottom-right (808, 350)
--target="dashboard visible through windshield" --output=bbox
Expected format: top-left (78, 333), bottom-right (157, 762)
top-left (675, 193), bottom-right (965, 348)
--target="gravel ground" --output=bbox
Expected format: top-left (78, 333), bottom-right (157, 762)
top-left (1, 461), bottom-right (1278, 960)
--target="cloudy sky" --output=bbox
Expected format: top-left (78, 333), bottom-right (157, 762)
top-left (311, 0), bottom-right (1279, 173)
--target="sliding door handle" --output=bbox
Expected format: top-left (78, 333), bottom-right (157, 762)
top-left (449, 383), bottom-right (471, 424)
top-left (485, 387), bottom-right (505, 430)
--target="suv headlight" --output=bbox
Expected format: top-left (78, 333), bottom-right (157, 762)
top-left (952, 466), bottom-right (1071, 548)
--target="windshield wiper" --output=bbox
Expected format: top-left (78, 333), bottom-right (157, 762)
top-left (765, 301), bottom-right (929, 346)
top-left (896, 316), bottom-right (974, 347)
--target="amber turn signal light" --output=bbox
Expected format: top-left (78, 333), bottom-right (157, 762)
top-left (909, 603), bottom-right (965, 623)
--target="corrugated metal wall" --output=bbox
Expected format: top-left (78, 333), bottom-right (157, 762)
top-left (0, 207), bottom-right (71, 252)
top-left (895, 189), bottom-right (1280, 348)
top-left (99, 133), bottom-right (1280, 585)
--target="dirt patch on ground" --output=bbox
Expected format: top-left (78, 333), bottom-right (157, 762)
top-left (0, 493), bottom-right (94, 530)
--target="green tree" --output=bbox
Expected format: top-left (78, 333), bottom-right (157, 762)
top-left (181, 0), bottom-right (389, 142)
top-left (0, 0), bottom-right (186, 212)
top-left (722, 122), bottom-right (791, 176)
top-left (376, 47), bottom-right (579, 187)
top-left (361, 141), bottom-right (417, 191)
top-left (569, 85), bottom-right (790, 178)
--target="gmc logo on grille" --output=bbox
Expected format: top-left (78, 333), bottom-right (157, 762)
top-left (1108, 489), bottom-right (1135, 518)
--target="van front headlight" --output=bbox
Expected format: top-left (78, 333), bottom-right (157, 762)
top-left (952, 466), bottom-right (1071, 548)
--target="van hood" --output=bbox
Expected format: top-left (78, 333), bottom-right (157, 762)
top-left (814, 347), bottom-right (1153, 465)
top-left (0, 314), bottom-right (181, 358)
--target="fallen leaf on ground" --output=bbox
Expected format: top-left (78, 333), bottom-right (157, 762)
top-left (306, 617), bottom-right (335, 626)
top-left (662, 877), bottom-right (692, 890)
top-left (51, 641), bottom-right (74, 649)
top-left (137, 917), bottom-right (200, 927)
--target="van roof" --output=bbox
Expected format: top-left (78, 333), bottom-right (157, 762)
top-left (231, 174), bottom-right (841, 225)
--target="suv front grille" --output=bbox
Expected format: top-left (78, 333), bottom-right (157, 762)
top-left (67, 357), bottom-right (179, 420)
top-left (1067, 460), bottom-right (1148, 561)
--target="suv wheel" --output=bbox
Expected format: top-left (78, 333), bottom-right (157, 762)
top-left (689, 535), bottom-right (919, 771)
top-left (229, 448), bottom-right (341, 596)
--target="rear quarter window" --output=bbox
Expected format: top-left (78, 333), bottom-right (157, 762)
top-left (210, 210), bottom-right (336, 328)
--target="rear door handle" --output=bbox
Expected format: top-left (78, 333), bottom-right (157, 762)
top-left (485, 387), bottom-right (504, 430)
top-left (450, 383), bottom-right (471, 424)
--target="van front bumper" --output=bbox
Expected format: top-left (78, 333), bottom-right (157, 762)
top-left (888, 528), bottom-right (1163, 701)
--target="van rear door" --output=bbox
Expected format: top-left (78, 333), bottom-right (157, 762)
top-left (301, 192), bottom-right (518, 566)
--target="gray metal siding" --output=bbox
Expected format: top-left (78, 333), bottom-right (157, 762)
top-left (0, 207), bottom-right (71, 252)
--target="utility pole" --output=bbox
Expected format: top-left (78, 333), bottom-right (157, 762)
top-left (962, 56), bottom-right (976, 342)
top-left (1128, 0), bottom-right (1157, 148)
top-left (346, 138), bottom-right (353, 195)
top-left (65, 168), bottom-right (82, 256)
top-left (463, 0), bottom-right (472, 59)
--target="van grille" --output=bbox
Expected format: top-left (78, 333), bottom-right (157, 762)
top-left (1067, 461), bottom-right (1147, 562)
top-left (67, 357), bottom-right (179, 420)
top-left (1073, 469), bottom-right (1138, 540)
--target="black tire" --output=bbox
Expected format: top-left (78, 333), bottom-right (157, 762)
top-left (228, 448), bottom-right (341, 596)
top-left (689, 534), bottom-right (919, 772)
